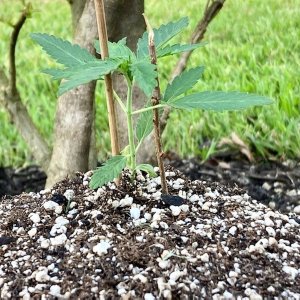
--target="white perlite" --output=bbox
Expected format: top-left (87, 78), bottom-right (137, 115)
top-left (29, 213), bottom-right (41, 224)
top-left (130, 207), bottom-right (141, 220)
top-left (293, 205), bottom-right (300, 214)
top-left (144, 293), bottom-right (155, 300)
top-left (50, 233), bottom-right (67, 246)
top-left (49, 285), bottom-right (62, 297)
top-left (35, 268), bottom-right (50, 282)
top-left (55, 216), bottom-right (69, 226)
top-left (170, 205), bottom-right (181, 216)
top-left (169, 270), bottom-right (184, 283)
top-left (229, 226), bottom-right (237, 236)
top-left (282, 266), bottom-right (299, 280)
top-left (28, 227), bottom-right (37, 238)
top-left (93, 240), bottom-right (111, 256)
top-left (43, 201), bottom-right (63, 214)
top-left (158, 260), bottom-right (170, 270)
top-left (119, 196), bottom-right (133, 207)
top-left (63, 189), bottom-right (75, 201)
top-left (200, 253), bottom-right (210, 262)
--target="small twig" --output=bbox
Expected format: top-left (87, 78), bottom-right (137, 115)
top-left (9, 9), bottom-right (28, 96)
top-left (160, 0), bottom-right (226, 132)
top-left (94, 0), bottom-right (120, 157)
top-left (143, 14), bottom-right (168, 194)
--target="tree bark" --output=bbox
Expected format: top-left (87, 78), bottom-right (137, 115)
top-left (67, 0), bottom-right (86, 31)
top-left (0, 70), bottom-right (51, 171)
top-left (46, 0), bottom-right (98, 187)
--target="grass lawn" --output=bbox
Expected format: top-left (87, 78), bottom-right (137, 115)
top-left (0, 0), bottom-right (299, 167)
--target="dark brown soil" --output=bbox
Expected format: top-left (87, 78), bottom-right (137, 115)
top-left (0, 166), bottom-right (299, 299)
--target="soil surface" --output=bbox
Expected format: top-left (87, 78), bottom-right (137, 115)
top-left (167, 153), bottom-right (300, 215)
top-left (0, 166), bottom-right (300, 299)
top-left (1, 154), bottom-right (300, 214)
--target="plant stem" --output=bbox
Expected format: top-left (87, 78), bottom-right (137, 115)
top-left (113, 90), bottom-right (127, 113)
top-left (125, 79), bottom-right (136, 171)
top-left (132, 103), bottom-right (166, 115)
top-left (144, 14), bottom-right (168, 194)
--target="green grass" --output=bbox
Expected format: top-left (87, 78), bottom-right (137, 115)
top-left (0, 0), bottom-right (299, 167)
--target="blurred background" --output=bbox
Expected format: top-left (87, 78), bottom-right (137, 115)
top-left (0, 0), bottom-right (299, 167)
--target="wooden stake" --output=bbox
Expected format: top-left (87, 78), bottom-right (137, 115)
top-left (143, 14), bottom-right (168, 194)
top-left (94, 0), bottom-right (120, 157)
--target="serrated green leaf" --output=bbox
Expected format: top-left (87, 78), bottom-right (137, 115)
top-left (95, 38), bottom-right (135, 60)
top-left (136, 109), bottom-right (153, 142)
top-left (157, 42), bottom-right (205, 58)
top-left (168, 91), bottom-right (273, 111)
top-left (164, 66), bottom-right (205, 102)
top-left (135, 164), bottom-right (157, 177)
top-left (89, 155), bottom-right (127, 189)
top-left (31, 33), bottom-right (96, 67)
top-left (137, 17), bottom-right (189, 59)
top-left (43, 59), bottom-right (118, 80)
top-left (58, 59), bottom-right (121, 95)
top-left (43, 68), bottom-right (68, 80)
top-left (95, 37), bottom-right (127, 54)
top-left (130, 61), bottom-right (157, 97)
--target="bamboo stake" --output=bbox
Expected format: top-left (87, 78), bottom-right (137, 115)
top-left (94, 0), bottom-right (120, 157)
top-left (143, 14), bottom-right (168, 194)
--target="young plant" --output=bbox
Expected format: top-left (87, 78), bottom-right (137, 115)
top-left (31, 16), bottom-right (272, 190)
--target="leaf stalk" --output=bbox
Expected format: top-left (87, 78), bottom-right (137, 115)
top-left (132, 103), bottom-right (166, 115)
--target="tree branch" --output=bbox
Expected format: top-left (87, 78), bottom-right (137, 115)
top-left (0, 5), bottom-right (51, 171)
top-left (9, 9), bottom-right (27, 96)
top-left (160, 0), bottom-right (226, 132)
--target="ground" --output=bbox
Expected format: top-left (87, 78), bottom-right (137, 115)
top-left (0, 160), bottom-right (299, 299)
top-left (1, 154), bottom-right (300, 214)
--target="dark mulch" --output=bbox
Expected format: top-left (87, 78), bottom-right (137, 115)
top-left (0, 165), bottom-right (46, 197)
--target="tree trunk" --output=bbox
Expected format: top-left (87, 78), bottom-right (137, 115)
top-left (46, 0), bottom-right (98, 187)
top-left (0, 71), bottom-right (51, 171)
top-left (67, 0), bottom-right (87, 31)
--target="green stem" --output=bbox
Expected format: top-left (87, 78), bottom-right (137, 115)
top-left (132, 103), bottom-right (166, 115)
top-left (113, 90), bottom-right (127, 113)
top-left (125, 78), bottom-right (136, 171)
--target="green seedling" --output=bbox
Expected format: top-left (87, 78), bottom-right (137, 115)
top-left (31, 16), bottom-right (272, 189)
